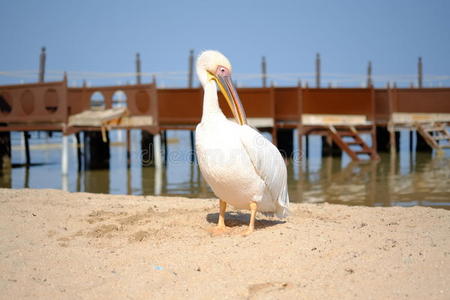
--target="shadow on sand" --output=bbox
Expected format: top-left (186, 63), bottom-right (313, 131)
top-left (206, 212), bottom-right (285, 229)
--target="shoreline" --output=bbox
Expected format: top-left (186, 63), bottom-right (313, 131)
top-left (0, 188), bottom-right (449, 299)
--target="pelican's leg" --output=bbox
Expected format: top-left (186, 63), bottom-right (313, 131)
top-left (243, 202), bottom-right (257, 236)
top-left (210, 199), bottom-right (229, 235)
top-left (217, 199), bottom-right (227, 228)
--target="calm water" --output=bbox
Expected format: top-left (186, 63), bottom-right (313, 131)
top-left (1, 130), bottom-right (449, 209)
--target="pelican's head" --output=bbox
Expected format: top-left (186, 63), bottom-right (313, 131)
top-left (196, 50), bottom-right (247, 125)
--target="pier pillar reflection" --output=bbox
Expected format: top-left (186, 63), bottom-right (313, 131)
top-left (84, 169), bottom-right (109, 194)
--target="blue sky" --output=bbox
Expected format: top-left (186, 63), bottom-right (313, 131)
top-left (0, 0), bottom-right (449, 87)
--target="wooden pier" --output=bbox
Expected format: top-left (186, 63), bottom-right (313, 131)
top-left (375, 88), bottom-right (450, 153)
top-left (1, 79), bottom-right (450, 172)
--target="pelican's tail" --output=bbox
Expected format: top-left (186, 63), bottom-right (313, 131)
top-left (260, 185), bottom-right (290, 218)
top-left (275, 185), bottom-right (290, 218)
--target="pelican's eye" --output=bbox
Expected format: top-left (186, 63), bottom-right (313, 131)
top-left (216, 66), bottom-right (230, 77)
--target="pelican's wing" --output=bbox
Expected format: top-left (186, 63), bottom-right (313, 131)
top-left (239, 125), bottom-right (289, 217)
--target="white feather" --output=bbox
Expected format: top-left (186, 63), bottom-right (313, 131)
top-left (195, 50), bottom-right (290, 218)
top-left (239, 125), bottom-right (289, 218)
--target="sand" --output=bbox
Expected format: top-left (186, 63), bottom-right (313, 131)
top-left (0, 188), bottom-right (449, 299)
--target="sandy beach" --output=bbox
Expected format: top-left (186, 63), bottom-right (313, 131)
top-left (0, 188), bottom-right (449, 299)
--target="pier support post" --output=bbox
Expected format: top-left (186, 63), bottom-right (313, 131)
top-left (154, 165), bottom-right (162, 195)
top-left (126, 130), bottom-right (131, 168)
top-left (38, 47), bottom-right (46, 83)
top-left (23, 131), bottom-right (31, 166)
top-left (190, 131), bottom-right (195, 162)
top-left (162, 131), bottom-right (168, 165)
top-left (305, 135), bottom-right (309, 159)
top-left (0, 131), bottom-right (11, 172)
top-left (83, 131), bottom-right (110, 169)
top-left (417, 57), bottom-right (423, 88)
top-left (277, 128), bottom-right (294, 158)
top-left (75, 133), bottom-right (82, 171)
top-left (376, 126), bottom-right (399, 152)
top-left (315, 53), bottom-right (321, 88)
top-left (188, 49), bottom-right (194, 88)
top-left (416, 131), bottom-right (432, 152)
top-left (135, 53), bottom-right (142, 85)
top-left (297, 128), bottom-right (303, 164)
top-left (376, 126), bottom-right (389, 152)
top-left (387, 123), bottom-right (401, 156)
top-left (141, 130), bottom-right (154, 167)
top-left (153, 133), bottom-right (162, 169)
top-left (61, 134), bottom-right (69, 175)
top-left (409, 130), bottom-right (414, 153)
top-left (261, 56), bottom-right (267, 88)
top-left (321, 135), bottom-right (342, 157)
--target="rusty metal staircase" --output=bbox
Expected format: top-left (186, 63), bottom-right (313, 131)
top-left (416, 122), bottom-right (450, 150)
top-left (328, 125), bottom-right (379, 162)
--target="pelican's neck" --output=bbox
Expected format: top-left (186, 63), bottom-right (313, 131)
top-left (201, 80), bottom-right (225, 122)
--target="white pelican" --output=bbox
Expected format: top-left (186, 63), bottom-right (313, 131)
top-left (195, 50), bottom-right (289, 235)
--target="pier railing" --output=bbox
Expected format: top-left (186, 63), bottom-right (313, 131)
top-left (0, 81), bottom-right (68, 130)
top-left (1, 81), bottom-right (449, 135)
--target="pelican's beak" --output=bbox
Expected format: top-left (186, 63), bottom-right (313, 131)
top-left (208, 67), bottom-right (247, 125)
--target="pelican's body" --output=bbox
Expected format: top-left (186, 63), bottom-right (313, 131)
top-left (195, 50), bottom-right (289, 234)
top-left (196, 107), bottom-right (288, 216)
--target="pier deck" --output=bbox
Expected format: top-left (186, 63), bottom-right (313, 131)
top-left (1, 81), bottom-right (450, 168)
